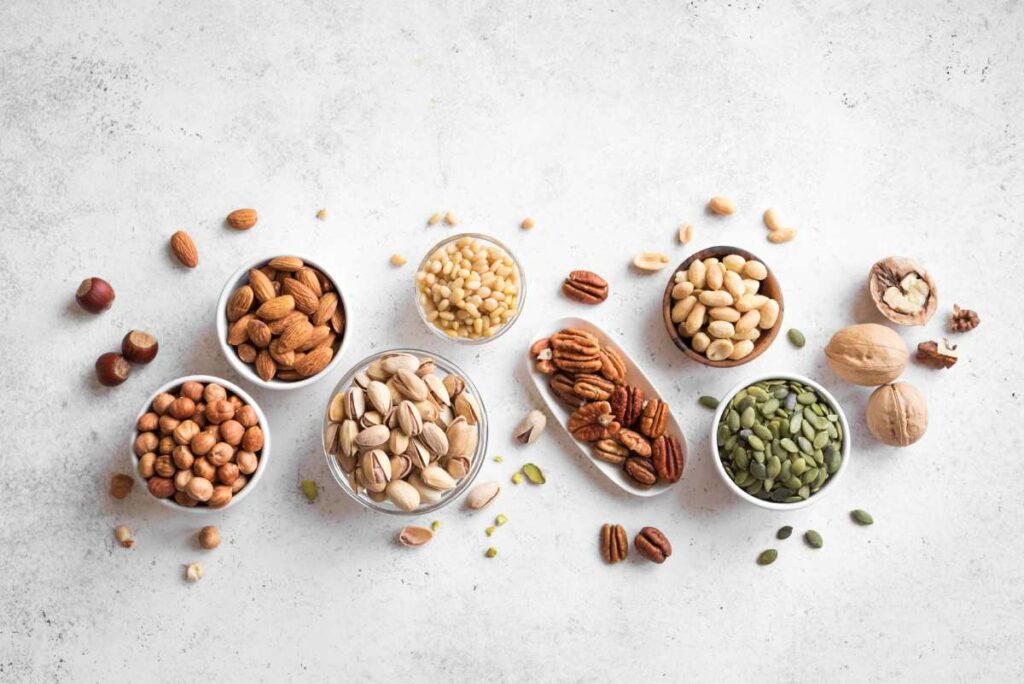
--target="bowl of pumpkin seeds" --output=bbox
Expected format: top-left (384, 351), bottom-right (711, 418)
top-left (711, 373), bottom-right (851, 510)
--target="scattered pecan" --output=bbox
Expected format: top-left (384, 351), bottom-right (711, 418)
top-left (609, 385), bottom-right (645, 428)
top-left (652, 435), bottom-right (685, 483)
top-left (634, 526), bottom-right (672, 564)
top-left (573, 373), bottom-right (615, 401)
top-left (568, 402), bottom-right (620, 442)
top-left (592, 439), bottom-right (629, 465)
top-left (950, 304), bottom-right (979, 332)
top-left (598, 346), bottom-right (627, 384)
top-left (916, 339), bottom-right (958, 369)
top-left (624, 456), bottom-right (657, 487)
top-left (616, 429), bottom-right (652, 457)
top-left (549, 373), bottom-right (583, 408)
top-left (600, 523), bottom-right (629, 564)
top-left (639, 399), bottom-right (668, 439)
top-left (562, 270), bottom-right (609, 305)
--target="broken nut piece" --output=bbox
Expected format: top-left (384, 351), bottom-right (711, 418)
top-left (950, 304), bottom-right (980, 332)
top-left (916, 339), bottom-right (958, 369)
top-left (632, 251), bottom-right (670, 272)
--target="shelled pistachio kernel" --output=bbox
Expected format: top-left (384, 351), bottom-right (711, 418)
top-left (485, 547), bottom-right (498, 558)
top-left (415, 235), bottom-right (520, 340)
top-left (716, 379), bottom-right (843, 504)
top-left (431, 520), bottom-right (441, 531)
top-left (485, 526), bottom-right (496, 537)
top-left (511, 472), bottom-right (523, 485)
top-left (495, 514), bottom-right (508, 526)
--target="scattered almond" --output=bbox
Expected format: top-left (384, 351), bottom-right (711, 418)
top-left (226, 208), bottom-right (258, 230)
top-left (170, 231), bottom-right (199, 268)
top-left (390, 254), bottom-right (407, 267)
top-left (678, 223), bottom-right (693, 244)
top-left (707, 196), bottom-right (736, 215)
top-left (633, 251), bottom-right (671, 272)
top-left (767, 228), bottom-right (797, 244)
top-left (443, 211), bottom-right (457, 226)
top-left (763, 208), bottom-right (781, 231)
top-left (521, 217), bottom-right (535, 230)
top-left (427, 212), bottom-right (442, 226)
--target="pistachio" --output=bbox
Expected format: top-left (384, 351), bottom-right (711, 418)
top-left (522, 463), bottom-right (546, 484)
top-left (398, 525), bottom-right (433, 547)
top-left (388, 429), bottom-right (410, 457)
top-left (328, 392), bottom-right (345, 422)
top-left (420, 465), bottom-right (456, 491)
top-left (454, 392), bottom-right (482, 425)
top-left (405, 438), bottom-right (431, 470)
top-left (485, 526), bottom-right (496, 536)
top-left (380, 353), bottom-right (420, 375)
top-left (495, 513), bottom-right (508, 526)
top-left (389, 454), bottom-right (412, 480)
top-left (366, 381), bottom-right (392, 414)
top-left (355, 424), bottom-right (390, 449)
top-left (386, 479), bottom-right (421, 512)
top-left (344, 388), bottom-right (366, 420)
top-left (442, 374), bottom-right (466, 399)
top-left (445, 417), bottom-right (477, 459)
top-left (485, 547), bottom-right (498, 558)
top-left (394, 368), bottom-right (429, 401)
top-left (445, 456), bottom-right (470, 479)
top-left (360, 449), bottom-right (392, 492)
top-left (338, 420), bottom-right (359, 457)
top-left (397, 401), bottom-right (424, 437)
top-left (419, 422), bottom-right (448, 457)
top-left (431, 520), bottom-right (441, 531)
top-left (423, 374), bottom-right (451, 406)
top-left (409, 473), bottom-right (443, 504)
top-left (467, 481), bottom-right (501, 510)
top-left (513, 409), bottom-right (547, 444)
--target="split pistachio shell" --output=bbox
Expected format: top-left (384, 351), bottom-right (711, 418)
top-left (454, 393), bottom-right (481, 425)
top-left (398, 525), bottom-right (433, 546)
top-left (467, 481), bottom-right (500, 509)
top-left (405, 438), bottom-right (431, 469)
top-left (381, 353), bottom-right (420, 375)
top-left (446, 417), bottom-right (477, 459)
top-left (344, 388), bottom-right (365, 420)
top-left (423, 374), bottom-right (451, 406)
top-left (446, 457), bottom-right (470, 479)
top-left (328, 393), bottom-right (345, 422)
top-left (409, 473), bottom-right (444, 504)
top-left (514, 409), bottom-right (546, 444)
top-left (355, 424), bottom-right (390, 449)
top-left (360, 449), bottom-right (392, 492)
top-left (388, 430), bottom-right (410, 458)
top-left (339, 420), bottom-right (358, 457)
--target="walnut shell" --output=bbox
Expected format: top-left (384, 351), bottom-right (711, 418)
top-left (866, 382), bottom-right (928, 447)
top-left (824, 323), bottom-right (908, 386)
top-left (868, 257), bottom-right (937, 326)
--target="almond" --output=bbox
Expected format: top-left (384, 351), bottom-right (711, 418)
top-left (227, 314), bottom-right (254, 346)
top-left (268, 311), bottom-right (306, 335)
top-left (330, 308), bottom-right (345, 334)
top-left (298, 324), bottom-right (331, 352)
top-left (282, 278), bottom-right (319, 315)
top-left (226, 285), bottom-right (254, 321)
top-left (296, 267), bottom-right (323, 297)
top-left (246, 319), bottom-right (273, 348)
top-left (314, 268), bottom-right (333, 293)
top-left (278, 318), bottom-right (313, 352)
top-left (313, 292), bottom-right (339, 326)
top-left (170, 231), bottom-right (199, 268)
top-left (294, 346), bottom-right (333, 377)
top-left (256, 295), bottom-right (295, 321)
top-left (248, 268), bottom-right (276, 303)
top-left (255, 350), bottom-right (277, 381)
top-left (269, 339), bottom-right (296, 368)
top-left (267, 256), bottom-right (304, 272)
top-left (226, 208), bottom-right (257, 230)
top-left (315, 331), bottom-right (337, 351)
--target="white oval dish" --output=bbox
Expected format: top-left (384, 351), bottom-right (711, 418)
top-left (526, 317), bottom-right (687, 497)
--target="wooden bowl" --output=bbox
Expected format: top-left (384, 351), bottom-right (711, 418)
top-left (661, 245), bottom-right (785, 368)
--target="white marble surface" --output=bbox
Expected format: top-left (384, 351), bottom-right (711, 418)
top-left (2, 1), bottom-right (1022, 681)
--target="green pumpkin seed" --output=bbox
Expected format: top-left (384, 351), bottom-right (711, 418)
top-left (797, 391), bottom-right (816, 405)
top-left (699, 395), bottom-right (720, 409)
top-left (727, 410), bottom-right (741, 432)
top-left (757, 549), bottom-right (778, 565)
top-left (766, 456), bottom-right (782, 479)
top-left (851, 509), bottom-right (874, 525)
top-left (522, 463), bottom-right (546, 484)
top-left (787, 328), bottom-right (806, 348)
top-left (780, 438), bottom-right (799, 454)
top-left (753, 423), bottom-right (774, 441)
top-left (813, 431), bottom-right (830, 450)
top-left (797, 436), bottom-right (814, 454)
top-left (750, 461), bottom-right (767, 480)
top-left (789, 413), bottom-right (802, 434)
top-left (747, 386), bottom-right (769, 401)
top-left (804, 530), bottom-right (823, 548)
top-left (776, 526), bottom-right (793, 540)
top-left (301, 479), bottom-right (318, 502)
top-left (744, 479), bottom-right (763, 496)
top-left (747, 435), bottom-right (765, 451)
top-left (740, 407), bottom-right (756, 429)
top-left (761, 398), bottom-right (780, 416)
top-left (785, 476), bottom-right (802, 490)
top-left (790, 457), bottom-right (807, 475)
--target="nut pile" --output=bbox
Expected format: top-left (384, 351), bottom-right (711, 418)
top-left (225, 256), bottom-right (345, 382)
top-left (530, 328), bottom-right (685, 489)
top-left (716, 379), bottom-right (843, 503)
top-left (324, 352), bottom-right (481, 511)
top-left (415, 235), bottom-right (521, 341)
top-left (134, 380), bottom-right (263, 508)
top-left (667, 252), bottom-right (780, 362)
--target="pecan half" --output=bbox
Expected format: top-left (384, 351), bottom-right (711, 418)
top-left (551, 328), bottom-right (602, 373)
top-left (600, 523), bottom-right (629, 564)
top-left (624, 456), bottom-right (657, 487)
top-left (616, 429), bottom-right (652, 457)
top-left (562, 270), bottom-right (609, 305)
top-left (634, 526), bottom-right (672, 563)
top-left (573, 373), bottom-right (615, 401)
top-left (609, 385), bottom-right (645, 428)
top-left (652, 435), bottom-right (685, 483)
top-left (549, 373), bottom-right (583, 408)
top-left (639, 399), bottom-right (668, 439)
top-left (592, 439), bottom-right (629, 465)
top-left (568, 401), bottom-right (620, 442)
top-left (598, 346), bottom-right (627, 384)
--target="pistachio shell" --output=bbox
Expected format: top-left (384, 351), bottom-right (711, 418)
top-left (408, 472), bottom-right (444, 504)
top-left (355, 424), bottom-right (390, 449)
top-left (446, 417), bottom-right (477, 459)
top-left (398, 525), bottom-right (432, 546)
top-left (454, 392), bottom-right (482, 425)
top-left (359, 449), bottom-right (391, 492)
top-left (366, 381), bottom-right (392, 415)
top-left (423, 374), bottom-right (451, 406)
top-left (344, 388), bottom-right (366, 420)
top-left (445, 456), bottom-right (470, 480)
top-left (420, 422), bottom-right (449, 457)
top-left (394, 368), bottom-right (429, 402)
top-left (381, 353), bottom-right (420, 376)
top-left (405, 438), bottom-right (431, 469)
top-left (397, 400), bottom-right (424, 437)
top-left (328, 393), bottom-right (345, 422)
top-left (420, 465), bottom-right (456, 491)
top-left (388, 429), bottom-right (410, 456)
top-left (339, 420), bottom-right (359, 458)
top-left (386, 479), bottom-right (421, 511)
top-left (467, 481), bottom-right (500, 509)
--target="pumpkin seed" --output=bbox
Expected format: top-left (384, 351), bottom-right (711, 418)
top-left (522, 463), bottom-right (546, 485)
top-left (757, 549), bottom-right (778, 565)
top-left (851, 509), bottom-right (874, 525)
top-left (301, 479), bottom-right (318, 502)
top-left (776, 525), bottom-right (792, 540)
top-left (804, 530), bottom-right (823, 548)
top-left (787, 328), bottom-right (806, 348)
top-left (699, 395), bottom-right (720, 409)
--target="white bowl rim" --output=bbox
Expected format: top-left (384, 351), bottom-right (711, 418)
top-left (709, 371), bottom-right (852, 511)
top-left (128, 373), bottom-right (271, 513)
top-left (215, 253), bottom-right (349, 391)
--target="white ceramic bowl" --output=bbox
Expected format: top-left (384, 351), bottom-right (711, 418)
top-left (710, 372), bottom-right (851, 511)
top-left (129, 374), bottom-right (271, 513)
top-left (216, 254), bottom-right (349, 391)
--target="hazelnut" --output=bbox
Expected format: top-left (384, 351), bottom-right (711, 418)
top-left (206, 399), bottom-right (235, 424)
top-left (152, 392), bottom-right (175, 415)
top-left (174, 491), bottom-right (199, 507)
top-left (185, 562), bottom-right (203, 582)
top-left (217, 462), bottom-right (239, 486)
top-left (235, 450), bottom-right (258, 475)
top-left (866, 382), bottom-right (928, 447)
top-left (121, 330), bottom-right (159, 364)
top-left (137, 452), bottom-right (156, 478)
top-left (113, 525), bottom-right (134, 548)
top-left (134, 432), bottom-right (158, 456)
top-left (75, 277), bottom-right (115, 314)
top-left (203, 383), bottom-right (227, 404)
top-left (230, 474), bottom-right (248, 493)
top-left (219, 420), bottom-right (244, 446)
top-left (241, 426), bottom-right (264, 452)
top-left (192, 457), bottom-right (216, 481)
top-left (136, 412), bottom-right (159, 432)
top-left (147, 477), bottom-right (175, 498)
top-left (208, 486), bottom-right (233, 509)
top-left (172, 420), bottom-right (200, 446)
top-left (109, 473), bottom-right (134, 499)
top-left (228, 395), bottom-right (244, 411)
top-left (190, 431), bottom-right (216, 456)
top-left (235, 405), bottom-right (258, 428)
top-left (174, 469), bottom-right (193, 491)
top-left (157, 436), bottom-right (175, 455)
top-left (192, 406), bottom-right (208, 428)
top-left (207, 442), bottom-right (234, 467)
top-left (181, 381), bottom-right (205, 401)
top-left (169, 396), bottom-right (196, 420)
top-left (96, 352), bottom-right (131, 387)
top-left (186, 476), bottom-right (214, 502)
top-left (158, 414), bottom-right (180, 435)
top-left (198, 525), bottom-right (221, 550)
top-left (172, 445), bottom-right (195, 470)
top-left (154, 455), bottom-right (176, 478)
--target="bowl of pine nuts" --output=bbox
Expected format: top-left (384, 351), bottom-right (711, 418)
top-left (414, 233), bottom-right (526, 344)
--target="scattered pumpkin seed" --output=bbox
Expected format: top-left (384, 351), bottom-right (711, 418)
top-left (776, 525), bottom-right (792, 540)
top-left (495, 514), bottom-right (508, 526)
top-left (485, 526), bottom-right (495, 537)
top-left (511, 472), bottom-right (523, 485)
top-left (698, 395), bottom-right (720, 409)
top-left (804, 530), bottom-right (823, 548)
top-left (431, 520), bottom-right (441, 531)
top-left (851, 509), bottom-right (874, 525)
top-left (485, 547), bottom-right (498, 558)
top-left (522, 463), bottom-right (545, 484)
top-left (300, 479), bottom-right (318, 502)
top-left (757, 549), bottom-right (778, 565)
top-left (787, 328), bottom-right (806, 348)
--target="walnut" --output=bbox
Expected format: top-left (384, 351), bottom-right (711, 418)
top-left (950, 304), bottom-right (980, 332)
top-left (868, 257), bottom-right (937, 326)
top-left (916, 339), bottom-right (958, 369)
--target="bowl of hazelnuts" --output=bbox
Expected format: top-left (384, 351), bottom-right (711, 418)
top-left (129, 375), bottom-right (270, 511)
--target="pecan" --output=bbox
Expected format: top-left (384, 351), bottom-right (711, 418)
top-left (598, 346), bottom-right (627, 384)
top-left (592, 439), bottom-right (630, 465)
top-left (600, 523), bottom-right (629, 564)
top-left (568, 402), bottom-right (620, 442)
top-left (634, 526), bottom-right (672, 563)
top-left (551, 328), bottom-right (602, 373)
top-left (549, 373), bottom-right (583, 408)
top-left (652, 435), bottom-right (685, 483)
top-left (529, 337), bottom-right (551, 357)
top-left (573, 373), bottom-right (615, 401)
top-left (535, 358), bottom-right (556, 375)
top-left (609, 385), bottom-right (645, 428)
top-left (562, 270), bottom-right (609, 305)
top-left (950, 304), bottom-right (979, 332)
top-left (639, 399), bottom-right (668, 439)
top-left (616, 429), bottom-right (651, 457)
top-left (916, 339), bottom-right (958, 369)
top-left (624, 456), bottom-right (657, 487)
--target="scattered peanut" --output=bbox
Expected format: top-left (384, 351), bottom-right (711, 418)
top-left (390, 254), bottom-right (408, 267)
top-left (707, 196), bottom-right (736, 215)
top-left (763, 208), bottom-right (781, 231)
top-left (768, 228), bottom-right (797, 244)
top-left (521, 217), bottom-right (535, 230)
top-left (678, 223), bottom-right (693, 244)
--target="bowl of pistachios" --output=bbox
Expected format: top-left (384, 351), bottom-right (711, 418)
top-left (710, 373), bottom-right (851, 510)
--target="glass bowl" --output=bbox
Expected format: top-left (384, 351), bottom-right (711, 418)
top-left (413, 232), bottom-right (526, 345)
top-left (322, 348), bottom-right (489, 515)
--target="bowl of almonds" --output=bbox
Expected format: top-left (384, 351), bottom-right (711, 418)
top-left (661, 246), bottom-right (784, 367)
top-left (217, 255), bottom-right (348, 390)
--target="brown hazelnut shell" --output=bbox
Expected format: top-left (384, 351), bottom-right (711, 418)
top-left (866, 382), bottom-right (928, 447)
top-left (868, 257), bottom-right (937, 326)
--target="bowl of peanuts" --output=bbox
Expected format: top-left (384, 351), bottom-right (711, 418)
top-left (414, 233), bottom-right (525, 344)
top-left (661, 246), bottom-right (784, 368)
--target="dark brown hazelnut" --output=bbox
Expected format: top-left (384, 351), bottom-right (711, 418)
top-left (75, 277), bottom-right (115, 313)
top-left (154, 455), bottom-right (175, 478)
top-left (96, 352), bottom-right (131, 386)
top-left (121, 330), bottom-right (159, 364)
top-left (157, 436), bottom-right (175, 455)
top-left (109, 473), bottom-right (134, 499)
top-left (147, 477), bottom-right (175, 498)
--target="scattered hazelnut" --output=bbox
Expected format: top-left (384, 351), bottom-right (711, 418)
top-left (185, 562), bottom-right (203, 582)
top-left (95, 352), bottom-right (131, 386)
top-left (113, 525), bottom-right (134, 548)
top-left (75, 277), bottom-right (115, 313)
top-left (109, 474), bottom-right (134, 499)
top-left (198, 526), bottom-right (221, 550)
top-left (121, 330), bottom-right (159, 364)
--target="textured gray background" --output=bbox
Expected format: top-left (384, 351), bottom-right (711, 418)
top-left (1, 1), bottom-right (1022, 682)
